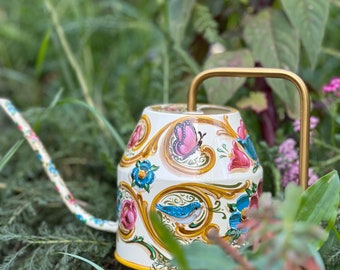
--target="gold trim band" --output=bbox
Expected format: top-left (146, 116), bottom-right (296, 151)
top-left (114, 251), bottom-right (151, 270)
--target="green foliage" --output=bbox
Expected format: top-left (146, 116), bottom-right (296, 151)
top-left (243, 8), bottom-right (300, 117)
top-left (153, 171), bottom-right (340, 270)
top-left (203, 49), bottom-right (254, 104)
top-left (0, 0), bottom-right (340, 269)
top-left (150, 212), bottom-right (189, 270)
top-left (192, 3), bottom-right (221, 44)
top-left (281, 0), bottom-right (331, 67)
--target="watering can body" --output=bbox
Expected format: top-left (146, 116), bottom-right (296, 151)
top-left (0, 67), bottom-right (310, 270)
top-left (115, 103), bottom-right (263, 268)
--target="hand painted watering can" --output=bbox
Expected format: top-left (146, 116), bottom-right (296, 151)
top-left (0, 67), bottom-right (310, 269)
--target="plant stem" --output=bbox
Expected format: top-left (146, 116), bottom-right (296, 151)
top-left (162, 42), bottom-right (170, 104)
top-left (174, 44), bottom-right (200, 74)
top-left (44, 0), bottom-right (126, 150)
top-left (313, 138), bottom-right (340, 154)
top-left (44, 0), bottom-right (95, 109)
top-left (332, 226), bottom-right (340, 243)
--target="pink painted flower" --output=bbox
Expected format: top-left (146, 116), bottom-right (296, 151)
top-left (127, 124), bottom-right (143, 149)
top-left (249, 181), bottom-right (263, 209)
top-left (237, 120), bottom-right (247, 140)
top-left (120, 199), bottom-right (137, 231)
top-left (228, 141), bottom-right (250, 171)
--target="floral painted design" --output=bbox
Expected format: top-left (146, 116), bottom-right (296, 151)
top-left (5, 101), bottom-right (18, 115)
top-left (228, 141), bottom-right (251, 171)
top-left (120, 199), bottom-right (137, 231)
top-left (217, 142), bottom-right (250, 172)
top-left (228, 194), bottom-right (249, 230)
top-left (48, 162), bottom-right (59, 177)
top-left (236, 120), bottom-right (258, 161)
top-left (248, 181), bottom-right (263, 209)
top-left (127, 124), bottom-right (143, 149)
top-left (226, 183), bottom-right (260, 240)
top-left (131, 160), bottom-right (159, 192)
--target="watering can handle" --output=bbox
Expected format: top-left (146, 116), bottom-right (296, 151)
top-left (0, 99), bottom-right (118, 233)
top-left (187, 67), bottom-right (310, 190)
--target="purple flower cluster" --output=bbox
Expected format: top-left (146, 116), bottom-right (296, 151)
top-left (322, 77), bottom-right (340, 97)
top-left (275, 117), bottom-right (319, 187)
top-left (293, 116), bottom-right (319, 144)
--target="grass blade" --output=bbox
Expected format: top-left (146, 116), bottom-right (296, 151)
top-left (57, 252), bottom-right (104, 270)
top-left (0, 140), bottom-right (24, 172)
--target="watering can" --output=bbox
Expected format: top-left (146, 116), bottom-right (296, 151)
top-left (0, 67), bottom-right (310, 269)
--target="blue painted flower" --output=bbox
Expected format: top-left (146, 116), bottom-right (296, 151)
top-left (6, 101), bottom-right (18, 115)
top-left (237, 135), bottom-right (258, 161)
top-left (76, 214), bottom-right (86, 223)
top-left (236, 120), bottom-right (258, 161)
top-left (228, 194), bottom-right (249, 230)
top-left (131, 160), bottom-right (159, 193)
top-left (89, 217), bottom-right (106, 226)
top-left (48, 162), bottom-right (59, 177)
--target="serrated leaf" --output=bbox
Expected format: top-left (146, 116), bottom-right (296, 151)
top-left (236, 92), bottom-right (268, 113)
top-left (243, 9), bottom-right (300, 118)
top-left (281, 0), bottom-right (330, 67)
top-left (168, 0), bottom-right (195, 46)
top-left (203, 49), bottom-right (254, 105)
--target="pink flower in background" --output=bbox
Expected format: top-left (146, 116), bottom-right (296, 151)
top-left (293, 116), bottom-right (319, 132)
top-left (293, 116), bottom-right (319, 144)
top-left (322, 77), bottom-right (340, 97)
top-left (308, 168), bottom-right (318, 186)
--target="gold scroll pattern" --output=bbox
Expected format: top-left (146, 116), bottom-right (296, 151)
top-left (118, 180), bottom-right (251, 249)
top-left (120, 115), bottom-right (238, 175)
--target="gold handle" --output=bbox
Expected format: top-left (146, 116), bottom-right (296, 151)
top-left (187, 67), bottom-right (310, 190)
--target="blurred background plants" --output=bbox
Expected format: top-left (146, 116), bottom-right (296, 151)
top-left (0, 0), bottom-right (340, 269)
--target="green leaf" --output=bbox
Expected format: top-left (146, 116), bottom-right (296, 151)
top-left (280, 183), bottom-right (302, 224)
top-left (296, 170), bottom-right (340, 247)
top-left (57, 252), bottom-right (104, 270)
top-left (181, 241), bottom-right (237, 270)
top-left (243, 9), bottom-right (300, 118)
top-left (203, 49), bottom-right (254, 105)
top-left (167, 0), bottom-right (195, 46)
top-left (149, 211), bottom-right (189, 270)
top-left (281, 0), bottom-right (331, 67)
top-left (236, 92), bottom-right (268, 113)
top-left (296, 170), bottom-right (340, 224)
top-left (35, 29), bottom-right (51, 78)
top-left (150, 165), bottom-right (160, 171)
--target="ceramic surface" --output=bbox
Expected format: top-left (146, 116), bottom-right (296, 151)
top-left (115, 104), bottom-right (263, 269)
